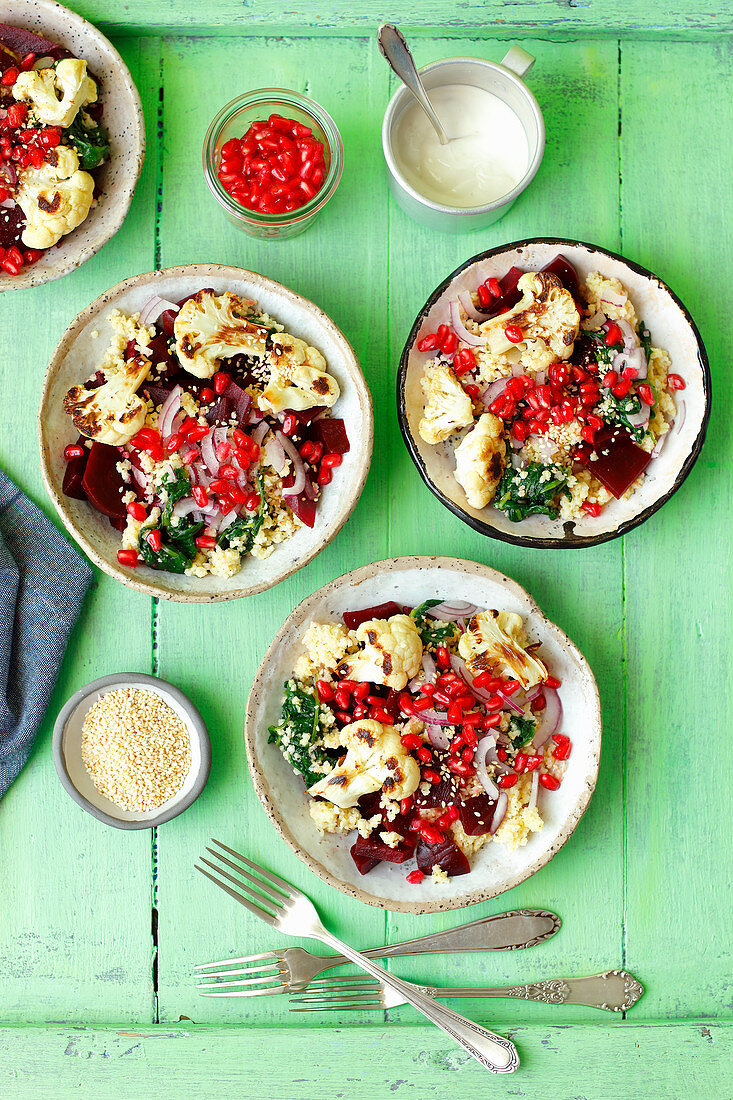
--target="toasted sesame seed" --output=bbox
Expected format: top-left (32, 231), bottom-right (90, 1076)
top-left (81, 688), bottom-right (191, 812)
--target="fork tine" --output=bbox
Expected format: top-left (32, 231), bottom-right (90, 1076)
top-left (205, 847), bottom-right (287, 907)
top-left (196, 973), bottom-right (284, 989)
top-left (199, 857), bottom-right (281, 916)
top-left (211, 839), bottom-right (296, 896)
top-left (290, 1002), bottom-right (382, 1013)
top-left (195, 864), bottom-right (277, 928)
top-left (291, 992), bottom-right (381, 1003)
top-left (193, 963), bottom-right (282, 979)
top-left (200, 986), bottom-right (288, 998)
top-left (194, 951), bottom-right (280, 971)
top-left (305, 976), bottom-right (381, 989)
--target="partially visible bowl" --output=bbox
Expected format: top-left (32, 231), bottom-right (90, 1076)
top-left (52, 673), bottom-right (211, 830)
top-left (37, 264), bottom-right (373, 601)
top-left (0, 0), bottom-right (145, 290)
top-left (397, 238), bottom-right (711, 548)
top-left (245, 556), bottom-right (601, 914)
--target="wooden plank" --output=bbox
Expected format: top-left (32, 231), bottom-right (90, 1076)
top-left (67, 1), bottom-right (729, 39)
top-left (153, 33), bottom-right (391, 1025)
top-left (620, 40), bottom-right (733, 1019)
top-left (1, 1022), bottom-right (730, 1099)
top-left (384, 38), bottom-right (627, 1024)
top-left (0, 37), bottom-right (160, 1025)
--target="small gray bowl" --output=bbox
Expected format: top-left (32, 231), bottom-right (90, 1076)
top-left (52, 673), bottom-right (211, 829)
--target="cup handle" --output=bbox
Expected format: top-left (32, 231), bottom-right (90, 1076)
top-left (500, 46), bottom-right (535, 78)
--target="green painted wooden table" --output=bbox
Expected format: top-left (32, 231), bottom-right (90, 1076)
top-left (2, 4), bottom-right (731, 1097)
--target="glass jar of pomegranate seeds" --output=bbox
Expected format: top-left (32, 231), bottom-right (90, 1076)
top-left (203, 88), bottom-right (343, 240)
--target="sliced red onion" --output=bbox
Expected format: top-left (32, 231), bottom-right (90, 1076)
top-left (490, 791), bottom-right (508, 834)
top-left (600, 291), bottom-right (627, 309)
top-left (213, 424), bottom-right (230, 452)
top-left (0, 198), bottom-right (14, 209)
top-left (480, 376), bottom-right (510, 409)
top-left (264, 435), bottom-right (287, 476)
top-left (496, 689), bottom-right (525, 715)
top-left (138, 294), bottom-right (180, 328)
top-left (475, 735), bottom-right (499, 800)
top-left (302, 476), bottom-right (317, 502)
top-left (528, 434), bottom-right (559, 463)
top-left (1, 162), bottom-right (17, 187)
top-left (200, 428), bottom-right (220, 477)
top-left (418, 709), bottom-right (452, 726)
top-left (130, 465), bottom-right (147, 492)
top-left (425, 724), bottom-right (451, 750)
top-left (535, 370), bottom-right (546, 386)
top-left (448, 655), bottom-right (473, 690)
top-left (528, 769), bottom-right (540, 813)
top-left (584, 309), bottom-right (607, 330)
top-left (218, 508), bottom-right (240, 534)
top-left (251, 422), bottom-right (269, 447)
top-left (276, 430), bottom-right (306, 496)
top-left (157, 385), bottom-right (182, 438)
top-left (626, 403), bottom-right (651, 430)
top-left (421, 651), bottom-right (437, 684)
top-left (533, 687), bottom-right (562, 749)
top-left (525, 683), bottom-right (543, 702)
top-left (449, 299), bottom-right (488, 348)
top-left (457, 290), bottom-right (485, 323)
top-left (427, 600), bottom-right (478, 621)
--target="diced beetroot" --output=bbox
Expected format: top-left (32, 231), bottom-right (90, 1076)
top-left (293, 406), bottom-right (327, 425)
top-left (541, 254), bottom-right (580, 300)
top-left (351, 849), bottom-right (380, 876)
top-left (160, 309), bottom-right (178, 337)
top-left (146, 332), bottom-right (181, 382)
top-left (124, 338), bottom-right (137, 361)
top-left (62, 437), bottom-right (89, 501)
top-left (351, 832), bottom-right (415, 866)
top-left (413, 771), bottom-right (461, 810)
top-left (206, 396), bottom-right (234, 426)
top-left (223, 379), bottom-right (251, 425)
top-left (383, 689), bottom-right (401, 722)
top-left (575, 426), bottom-right (653, 499)
top-left (176, 288), bottom-right (215, 309)
top-left (109, 515), bottom-right (126, 532)
top-left (310, 417), bottom-right (350, 454)
top-left (459, 794), bottom-right (497, 836)
top-left (416, 837), bottom-right (471, 877)
top-left (142, 382), bottom-right (174, 407)
top-left (343, 602), bottom-right (403, 630)
top-left (357, 791), bottom-right (383, 818)
top-left (286, 492), bottom-right (317, 528)
top-left (81, 442), bottom-right (127, 520)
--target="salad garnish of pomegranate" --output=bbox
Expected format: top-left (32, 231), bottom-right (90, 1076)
top-left (269, 598), bottom-right (569, 884)
top-left (416, 256), bottom-right (686, 522)
top-left (61, 289), bottom-right (348, 577)
top-left (0, 24), bottom-right (110, 276)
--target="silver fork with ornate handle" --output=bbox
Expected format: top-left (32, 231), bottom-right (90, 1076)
top-left (194, 908), bottom-right (560, 995)
top-left (289, 970), bottom-right (645, 1013)
top-left (195, 839), bottom-right (520, 1074)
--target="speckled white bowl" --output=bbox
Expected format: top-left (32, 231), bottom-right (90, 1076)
top-left (37, 265), bottom-right (374, 601)
top-left (245, 557), bottom-right (601, 914)
top-left (398, 239), bottom-right (711, 548)
top-left (0, 0), bottom-right (145, 290)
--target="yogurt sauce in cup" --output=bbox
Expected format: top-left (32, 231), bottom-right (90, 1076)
top-left (392, 83), bottom-right (529, 208)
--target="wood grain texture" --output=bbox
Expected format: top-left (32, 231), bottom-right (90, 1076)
top-left (67, 1), bottom-right (731, 38)
top-left (1, 1023), bottom-right (730, 1098)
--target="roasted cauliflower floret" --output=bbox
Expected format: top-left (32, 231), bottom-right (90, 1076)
top-left (307, 719), bottom-right (420, 808)
top-left (418, 361), bottom-right (474, 444)
top-left (63, 354), bottom-right (151, 445)
top-left (479, 272), bottom-right (580, 365)
top-left (260, 334), bottom-right (339, 414)
top-left (173, 290), bottom-right (267, 378)
top-left (458, 610), bottom-right (548, 689)
top-left (335, 614), bottom-right (422, 691)
top-left (454, 413), bottom-right (506, 509)
top-left (13, 59), bottom-right (97, 129)
top-left (16, 144), bottom-right (94, 249)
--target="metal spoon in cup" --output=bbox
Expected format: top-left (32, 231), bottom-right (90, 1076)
top-left (377, 23), bottom-right (449, 145)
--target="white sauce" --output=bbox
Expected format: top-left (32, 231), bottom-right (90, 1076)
top-left (392, 84), bottom-right (529, 208)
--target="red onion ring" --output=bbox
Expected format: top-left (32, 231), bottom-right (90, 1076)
top-left (251, 422), bottom-right (269, 447)
top-left (138, 294), bottom-right (180, 328)
top-left (532, 687), bottom-right (562, 749)
top-left (276, 430), bottom-right (306, 496)
top-left (490, 791), bottom-right (508, 834)
top-left (480, 376), bottom-right (510, 410)
top-left (457, 290), bottom-right (486, 323)
top-left (421, 651), bottom-right (437, 684)
top-left (157, 385), bottom-right (182, 439)
top-left (527, 769), bottom-right (539, 813)
top-left (418, 709), bottom-right (452, 726)
top-left (426, 600), bottom-right (478, 621)
top-left (474, 735), bottom-right (499, 800)
top-left (425, 724), bottom-right (450, 750)
top-left (449, 299), bottom-right (488, 348)
top-left (264, 435), bottom-right (287, 476)
top-left (200, 427), bottom-right (220, 477)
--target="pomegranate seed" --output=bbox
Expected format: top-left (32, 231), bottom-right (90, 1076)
top-left (539, 773), bottom-right (561, 791)
top-left (419, 683), bottom-right (435, 697)
top-left (200, 387), bottom-right (215, 403)
top-left (126, 501), bottom-right (147, 521)
top-left (552, 740), bottom-right (571, 760)
top-left (244, 492), bottom-right (261, 511)
top-left (20, 53), bottom-right (36, 72)
top-left (1, 68), bottom-right (19, 87)
top-left (435, 646), bottom-right (450, 669)
top-left (417, 333), bottom-right (438, 352)
top-left (461, 724), bottom-right (479, 746)
top-left (477, 283), bottom-right (492, 308)
top-left (472, 672), bottom-right (497, 690)
top-left (181, 448), bottom-right (197, 465)
top-left (321, 452), bottom-right (342, 470)
top-left (7, 103), bottom-right (28, 128)
top-left (604, 322), bottom-right (623, 346)
top-left (498, 772), bottom-right (518, 788)
top-left (192, 486), bottom-right (208, 507)
top-left (280, 413), bottom-right (297, 436)
top-left (449, 759), bottom-right (475, 778)
top-left (582, 501), bottom-right (602, 517)
top-left (213, 371), bottom-right (230, 395)
top-left (545, 676), bottom-right (561, 689)
top-left (436, 812), bottom-right (452, 830)
top-left (612, 381), bottom-right (631, 398)
top-left (64, 443), bottom-right (85, 460)
top-left (316, 679), bottom-right (334, 702)
top-left (514, 752), bottom-right (528, 773)
top-left (117, 549), bottom-right (139, 567)
top-left (461, 746), bottom-right (475, 764)
top-left (581, 425), bottom-right (596, 444)
top-left (400, 797), bottom-right (413, 815)
top-left (145, 529), bottom-right (162, 552)
top-left (667, 373), bottom-right (685, 391)
top-left (440, 331), bottom-right (457, 354)
top-left (436, 324), bottom-right (449, 343)
top-left (400, 733), bottom-right (422, 751)
top-left (353, 682), bottom-right (370, 701)
top-left (406, 869), bottom-right (424, 884)
top-left (418, 822), bottom-right (444, 845)
top-left (317, 467), bottom-right (332, 486)
top-left (497, 747), bottom-right (507, 762)
top-left (334, 710), bottom-right (352, 724)
top-left (187, 424), bottom-right (210, 443)
top-left (422, 768), bottom-right (441, 785)
top-left (502, 679), bottom-right (520, 695)
top-left (532, 693), bottom-right (546, 712)
top-left (1, 257), bottom-right (21, 275)
top-left (485, 694), bottom-right (504, 712)
top-left (416, 746), bottom-right (432, 764)
top-left (333, 688), bottom-right (350, 710)
top-left (488, 277), bottom-right (501, 298)
top-left (504, 324), bottom-right (523, 343)
top-left (480, 714), bottom-right (502, 730)
top-left (195, 535), bottom-right (217, 550)
top-left (638, 383), bottom-right (655, 406)
top-left (525, 754), bottom-right (543, 771)
top-left (446, 703), bottom-right (462, 724)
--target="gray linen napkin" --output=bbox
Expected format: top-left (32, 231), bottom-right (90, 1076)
top-left (0, 468), bottom-right (93, 797)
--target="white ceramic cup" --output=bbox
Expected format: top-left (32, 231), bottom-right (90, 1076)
top-left (382, 49), bottom-right (545, 232)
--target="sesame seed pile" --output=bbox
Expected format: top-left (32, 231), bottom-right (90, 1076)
top-left (81, 688), bottom-right (191, 812)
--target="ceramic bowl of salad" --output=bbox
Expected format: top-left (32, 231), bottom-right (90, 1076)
top-left (0, 0), bottom-right (144, 289)
top-left (397, 239), bottom-right (711, 548)
top-left (38, 264), bottom-right (373, 601)
top-left (245, 556), bottom-right (601, 913)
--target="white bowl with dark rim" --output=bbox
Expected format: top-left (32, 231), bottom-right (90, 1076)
top-left (0, 0), bottom-right (145, 290)
top-left (37, 264), bottom-right (373, 602)
top-left (397, 239), bottom-right (711, 549)
top-left (245, 556), bottom-right (601, 914)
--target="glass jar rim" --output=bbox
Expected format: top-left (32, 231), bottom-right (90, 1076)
top-left (203, 88), bottom-right (344, 225)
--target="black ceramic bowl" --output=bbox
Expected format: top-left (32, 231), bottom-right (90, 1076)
top-left (397, 238), bottom-right (711, 549)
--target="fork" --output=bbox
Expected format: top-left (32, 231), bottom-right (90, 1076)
top-left (288, 970), bottom-right (645, 1013)
top-left (194, 908), bottom-right (560, 994)
top-left (195, 839), bottom-right (520, 1074)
